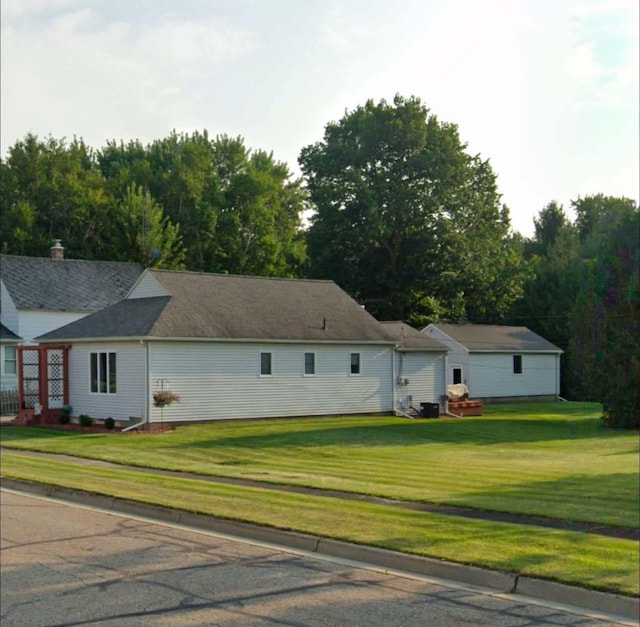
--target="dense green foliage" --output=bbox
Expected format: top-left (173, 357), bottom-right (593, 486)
top-left (509, 196), bottom-right (639, 427)
top-left (1, 131), bottom-right (307, 276)
top-left (299, 95), bottom-right (527, 323)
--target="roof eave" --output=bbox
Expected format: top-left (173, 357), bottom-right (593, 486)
top-left (470, 349), bottom-right (564, 354)
top-left (38, 335), bottom-right (397, 345)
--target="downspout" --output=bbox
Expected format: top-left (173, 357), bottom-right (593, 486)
top-left (391, 346), bottom-right (397, 416)
top-left (556, 353), bottom-right (568, 401)
top-left (122, 340), bottom-right (150, 432)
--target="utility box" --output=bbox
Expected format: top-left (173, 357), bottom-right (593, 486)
top-left (420, 402), bottom-right (440, 418)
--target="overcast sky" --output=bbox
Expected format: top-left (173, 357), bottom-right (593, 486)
top-left (1, 0), bottom-right (638, 235)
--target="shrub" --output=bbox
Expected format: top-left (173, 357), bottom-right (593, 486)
top-left (59, 405), bottom-right (72, 424)
top-left (78, 414), bottom-right (93, 427)
top-left (104, 417), bottom-right (115, 430)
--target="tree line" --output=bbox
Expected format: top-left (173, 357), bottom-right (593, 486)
top-left (1, 95), bottom-right (637, 427)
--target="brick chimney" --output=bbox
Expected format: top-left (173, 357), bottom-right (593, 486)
top-left (50, 239), bottom-right (65, 260)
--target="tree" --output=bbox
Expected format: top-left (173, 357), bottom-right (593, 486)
top-left (211, 138), bottom-right (306, 276)
top-left (532, 201), bottom-right (573, 256)
top-left (568, 198), bottom-right (639, 427)
top-left (0, 134), bottom-right (110, 258)
top-left (97, 132), bottom-right (307, 276)
top-left (109, 185), bottom-right (185, 269)
top-left (509, 195), bottom-right (639, 426)
top-left (299, 95), bottom-right (526, 322)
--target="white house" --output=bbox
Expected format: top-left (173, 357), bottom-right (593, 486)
top-left (38, 269), bottom-right (444, 426)
top-left (422, 323), bottom-right (562, 401)
top-left (0, 243), bottom-right (141, 391)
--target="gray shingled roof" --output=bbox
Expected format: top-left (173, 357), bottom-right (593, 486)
top-left (39, 270), bottom-right (395, 343)
top-left (0, 255), bottom-right (142, 312)
top-left (431, 324), bottom-right (562, 352)
top-left (0, 323), bottom-right (21, 341)
top-left (380, 322), bottom-right (447, 351)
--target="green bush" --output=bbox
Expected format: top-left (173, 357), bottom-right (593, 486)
top-left (78, 414), bottom-right (93, 427)
top-left (104, 417), bottom-right (115, 430)
top-left (60, 405), bottom-right (72, 424)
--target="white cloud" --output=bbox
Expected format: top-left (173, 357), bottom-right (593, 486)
top-left (1, 4), bottom-right (258, 150)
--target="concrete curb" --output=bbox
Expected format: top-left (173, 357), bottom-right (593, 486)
top-left (2, 478), bottom-right (638, 622)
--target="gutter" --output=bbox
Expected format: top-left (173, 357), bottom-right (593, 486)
top-left (391, 346), bottom-right (397, 416)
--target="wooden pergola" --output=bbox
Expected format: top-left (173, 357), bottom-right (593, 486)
top-left (17, 345), bottom-right (70, 425)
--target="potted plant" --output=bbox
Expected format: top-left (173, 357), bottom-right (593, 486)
top-left (152, 390), bottom-right (180, 408)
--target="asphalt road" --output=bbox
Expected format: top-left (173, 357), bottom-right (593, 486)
top-left (0, 490), bottom-right (625, 627)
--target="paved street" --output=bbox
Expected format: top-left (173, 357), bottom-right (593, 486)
top-left (0, 490), bottom-right (625, 626)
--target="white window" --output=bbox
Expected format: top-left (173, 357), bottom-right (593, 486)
top-left (304, 352), bottom-right (316, 375)
top-left (513, 354), bottom-right (523, 375)
top-left (350, 352), bottom-right (361, 375)
top-left (260, 352), bottom-right (272, 376)
top-left (90, 352), bottom-right (117, 394)
top-left (4, 346), bottom-right (17, 375)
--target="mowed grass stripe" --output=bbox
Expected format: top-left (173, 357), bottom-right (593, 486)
top-left (1, 403), bottom-right (637, 527)
top-left (1, 452), bottom-right (638, 596)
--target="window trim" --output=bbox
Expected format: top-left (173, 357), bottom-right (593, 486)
top-left (303, 352), bottom-right (316, 376)
top-left (89, 351), bottom-right (117, 394)
top-left (260, 351), bottom-right (273, 377)
top-left (3, 345), bottom-right (17, 375)
top-left (349, 352), bottom-right (361, 376)
top-left (513, 354), bottom-right (523, 375)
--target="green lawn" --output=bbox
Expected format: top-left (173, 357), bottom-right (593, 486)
top-left (2, 452), bottom-right (638, 596)
top-left (1, 402), bottom-right (637, 527)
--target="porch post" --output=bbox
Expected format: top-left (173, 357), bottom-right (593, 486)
top-left (63, 346), bottom-right (70, 408)
top-left (17, 347), bottom-right (24, 414)
top-left (38, 346), bottom-right (48, 425)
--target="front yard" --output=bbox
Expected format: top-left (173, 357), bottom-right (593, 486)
top-left (1, 402), bottom-right (639, 594)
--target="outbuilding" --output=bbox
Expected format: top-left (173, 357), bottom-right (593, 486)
top-left (422, 323), bottom-right (562, 401)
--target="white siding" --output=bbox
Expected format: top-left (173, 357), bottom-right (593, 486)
top-left (19, 310), bottom-right (88, 344)
top-left (395, 352), bottom-right (446, 411)
top-left (0, 280), bottom-right (19, 335)
top-left (423, 325), bottom-right (470, 387)
top-left (128, 272), bottom-right (169, 299)
top-left (147, 341), bottom-right (394, 423)
top-left (67, 341), bottom-right (146, 421)
top-left (469, 353), bottom-right (560, 398)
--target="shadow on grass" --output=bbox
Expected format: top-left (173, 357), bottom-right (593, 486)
top-left (0, 427), bottom-right (85, 443)
top-left (444, 471), bottom-right (640, 530)
top-left (169, 417), bottom-right (623, 450)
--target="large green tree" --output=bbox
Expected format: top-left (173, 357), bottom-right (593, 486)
top-left (567, 197), bottom-right (639, 427)
top-left (0, 134), bottom-right (110, 258)
top-left (509, 195), bottom-right (639, 427)
top-left (299, 95), bottom-right (526, 323)
top-left (97, 132), bottom-right (306, 276)
top-left (2, 131), bottom-right (306, 276)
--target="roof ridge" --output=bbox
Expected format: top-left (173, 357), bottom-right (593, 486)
top-left (0, 254), bottom-right (141, 267)
top-left (149, 268), bottom-right (335, 284)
